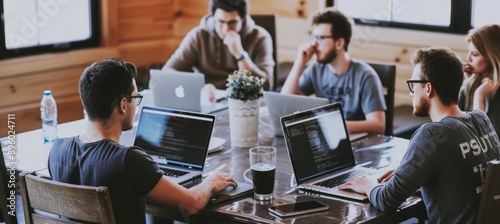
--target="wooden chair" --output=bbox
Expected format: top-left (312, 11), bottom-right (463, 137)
top-left (18, 172), bottom-right (116, 224)
top-left (252, 14), bottom-right (278, 91)
top-left (368, 62), bottom-right (396, 136)
top-left (0, 143), bottom-right (18, 224)
top-left (476, 160), bottom-right (500, 224)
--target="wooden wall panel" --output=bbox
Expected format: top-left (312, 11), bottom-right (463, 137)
top-left (119, 39), bottom-right (181, 67)
top-left (119, 17), bottom-right (173, 42)
top-left (172, 17), bottom-right (201, 38)
top-left (176, 0), bottom-right (210, 18)
top-left (118, 1), bottom-right (175, 42)
top-left (101, 0), bottom-right (119, 46)
top-left (0, 48), bottom-right (119, 79)
top-left (0, 95), bottom-right (83, 138)
top-left (119, 0), bottom-right (174, 10)
top-left (0, 68), bottom-right (83, 108)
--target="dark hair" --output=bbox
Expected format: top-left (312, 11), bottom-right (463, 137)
top-left (79, 58), bottom-right (137, 122)
top-left (312, 8), bottom-right (352, 52)
top-left (410, 46), bottom-right (464, 106)
top-left (210, 0), bottom-right (247, 18)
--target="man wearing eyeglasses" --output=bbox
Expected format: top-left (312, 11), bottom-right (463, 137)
top-left (162, 0), bottom-right (274, 101)
top-left (48, 58), bottom-right (237, 224)
top-left (340, 47), bottom-right (500, 223)
top-left (281, 8), bottom-right (386, 135)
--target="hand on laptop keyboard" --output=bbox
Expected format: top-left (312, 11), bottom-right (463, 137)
top-left (315, 170), bottom-right (373, 188)
top-left (338, 175), bottom-right (380, 196)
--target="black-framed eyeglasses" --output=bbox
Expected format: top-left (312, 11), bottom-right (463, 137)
top-left (407, 80), bottom-right (430, 93)
top-left (126, 94), bottom-right (143, 106)
top-left (311, 34), bottom-right (333, 42)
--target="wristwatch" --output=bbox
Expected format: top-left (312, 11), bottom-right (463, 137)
top-left (237, 51), bottom-right (248, 61)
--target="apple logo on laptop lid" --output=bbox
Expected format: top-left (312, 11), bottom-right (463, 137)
top-left (175, 85), bottom-right (185, 98)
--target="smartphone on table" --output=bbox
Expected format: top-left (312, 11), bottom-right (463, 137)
top-left (268, 200), bottom-right (329, 217)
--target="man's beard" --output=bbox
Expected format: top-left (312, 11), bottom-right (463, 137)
top-left (413, 95), bottom-right (430, 117)
top-left (317, 48), bottom-right (337, 64)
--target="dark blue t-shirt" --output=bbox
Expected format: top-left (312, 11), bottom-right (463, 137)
top-left (48, 137), bottom-right (163, 224)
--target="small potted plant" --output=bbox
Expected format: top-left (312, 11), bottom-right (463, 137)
top-left (226, 69), bottom-right (265, 101)
top-left (226, 69), bottom-right (265, 148)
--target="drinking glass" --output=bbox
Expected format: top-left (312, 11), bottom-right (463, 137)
top-left (249, 146), bottom-right (276, 201)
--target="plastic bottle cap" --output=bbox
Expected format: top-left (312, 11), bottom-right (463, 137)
top-left (44, 90), bottom-right (52, 96)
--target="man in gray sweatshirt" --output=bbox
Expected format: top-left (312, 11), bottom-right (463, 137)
top-left (339, 46), bottom-right (500, 223)
top-left (163, 0), bottom-right (274, 94)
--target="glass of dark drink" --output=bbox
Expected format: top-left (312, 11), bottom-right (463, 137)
top-left (249, 146), bottom-right (276, 201)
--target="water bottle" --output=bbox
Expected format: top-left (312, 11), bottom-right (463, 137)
top-left (41, 90), bottom-right (58, 143)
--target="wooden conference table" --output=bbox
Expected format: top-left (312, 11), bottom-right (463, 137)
top-left (3, 103), bottom-right (426, 223)
top-left (145, 106), bottom-right (426, 223)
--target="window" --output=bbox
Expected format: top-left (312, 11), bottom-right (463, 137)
top-left (335, 0), bottom-right (450, 26)
top-left (0, 0), bottom-right (100, 59)
top-left (472, 0), bottom-right (500, 27)
top-left (329, 0), bottom-right (493, 34)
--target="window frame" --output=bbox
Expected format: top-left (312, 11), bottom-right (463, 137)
top-left (0, 1), bottom-right (101, 59)
top-left (328, 0), bottom-right (472, 34)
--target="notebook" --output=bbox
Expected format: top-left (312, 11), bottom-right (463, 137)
top-left (280, 103), bottom-right (377, 201)
top-left (263, 91), bottom-right (329, 137)
top-left (133, 106), bottom-right (215, 184)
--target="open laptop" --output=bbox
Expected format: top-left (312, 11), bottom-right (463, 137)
top-left (263, 91), bottom-right (329, 137)
top-left (280, 103), bottom-right (378, 201)
top-left (149, 69), bottom-right (228, 113)
top-left (133, 106), bottom-right (215, 184)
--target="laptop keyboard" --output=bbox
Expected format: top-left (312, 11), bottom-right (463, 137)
top-left (160, 167), bottom-right (189, 177)
top-left (314, 169), bottom-right (374, 188)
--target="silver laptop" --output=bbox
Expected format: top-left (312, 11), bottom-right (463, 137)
top-left (133, 106), bottom-right (215, 184)
top-left (263, 91), bottom-right (329, 136)
top-left (149, 69), bottom-right (228, 113)
top-left (149, 69), bottom-right (205, 112)
top-left (280, 103), bottom-right (377, 201)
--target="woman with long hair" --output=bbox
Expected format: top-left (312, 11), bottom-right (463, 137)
top-left (459, 24), bottom-right (500, 136)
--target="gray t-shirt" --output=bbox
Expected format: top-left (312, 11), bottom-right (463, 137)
top-left (299, 59), bottom-right (386, 121)
top-left (369, 110), bottom-right (500, 223)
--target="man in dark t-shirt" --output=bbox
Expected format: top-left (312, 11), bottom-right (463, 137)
top-left (48, 58), bottom-right (237, 224)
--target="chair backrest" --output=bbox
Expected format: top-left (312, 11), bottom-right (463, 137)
top-left (368, 62), bottom-right (396, 136)
top-left (476, 160), bottom-right (500, 224)
top-left (0, 143), bottom-right (18, 224)
top-left (19, 172), bottom-right (116, 224)
top-left (251, 14), bottom-right (278, 91)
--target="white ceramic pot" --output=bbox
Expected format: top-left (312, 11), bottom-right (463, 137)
top-left (228, 98), bottom-right (260, 148)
